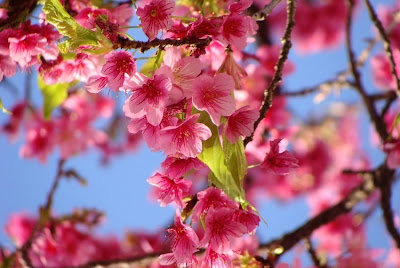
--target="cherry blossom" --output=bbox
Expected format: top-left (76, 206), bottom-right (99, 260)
top-left (224, 105), bottom-right (258, 144)
top-left (260, 138), bottom-right (299, 175)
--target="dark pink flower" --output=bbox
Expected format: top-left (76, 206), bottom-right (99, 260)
top-left (8, 33), bottom-right (47, 67)
top-left (260, 138), bottom-right (299, 175)
top-left (192, 73), bottom-right (236, 125)
top-left (161, 156), bottom-right (207, 178)
top-left (159, 114), bottom-right (212, 158)
top-left (200, 207), bottom-right (247, 254)
top-left (221, 14), bottom-right (257, 50)
top-left (124, 74), bottom-right (172, 126)
top-left (201, 248), bottom-right (232, 268)
top-left (147, 173), bottom-right (192, 207)
top-left (101, 50), bottom-right (136, 91)
top-left (136, 0), bottom-right (175, 41)
top-left (0, 54), bottom-right (16, 81)
top-left (384, 140), bottom-right (400, 169)
top-left (191, 187), bottom-right (238, 222)
top-left (232, 208), bottom-right (260, 234)
top-left (159, 210), bottom-right (199, 266)
top-left (5, 213), bottom-right (36, 247)
top-left (224, 106), bottom-right (258, 144)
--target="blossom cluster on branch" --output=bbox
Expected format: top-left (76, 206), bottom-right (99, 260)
top-left (0, 0), bottom-right (400, 267)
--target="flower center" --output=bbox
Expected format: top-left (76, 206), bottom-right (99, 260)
top-left (151, 9), bottom-right (157, 17)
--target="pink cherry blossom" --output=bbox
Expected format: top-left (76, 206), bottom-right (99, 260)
top-left (147, 173), bottom-right (192, 207)
top-left (220, 13), bottom-right (258, 51)
top-left (0, 54), bottom-right (16, 81)
top-left (161, 156), bottom-right (207, 178)
top-left (101, 50), bottom-right (136, 92)
top-left (201, 248), bottom-right (232, 268)
top-left (200, 207), bottom-right (247, 254)
top-left (85, 75), bottom-right (109, 93)
top-left (192, 73), bottom-right (236, 125)
top-left (159, 114), bottom-right (212, 158)
top-left (384, 140), bottom-right (400, 169)
top-left (192, 187), bottom-right (238, 222)
top-left (260, 138), bottom-right (299, 175)
top-left (159, 210), bottom-right (199, 266)
top-left (217, 50), bottom-right (248, 89)
top-left (370, 49), bottom-right (400, 90)
top-left (124, 74), bottom-right (171, 126)
top-left (136, 0), bottom-right (175, 41)
top-left (232, 208), bottom-right (260, 234)
top-left (224, 106), bottom-right (258, 144)
top-left (8, 33), bottom-right (47, 67)
top-left (4, 213), bottom-right (35, 247)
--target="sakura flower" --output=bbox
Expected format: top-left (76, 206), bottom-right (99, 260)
top-left (136, 0), bottom-right (175, 41)
top-left (217, 50), bottom-right (247, 89)
top-left (0, 54), bottom-right (17, 81)
top-left (159, 210), bottom-right (199, 266)
top-left (201, 248), bottom-right (232, 268)
top-left (383, 140), bottom-right (400, 169)
top-left (192, 187), bottom-right (238, 222)
top-left (5, 213), bottom-right (35, 247)
top-left (161, 156), bottom-right (207, 178)
top-left (192, 73), bottom-right (236, 126)
top-left (124, 74), bottom-right (171, 126)
top-left (159, 114), bottom-right (211, 158)
top-left (220, 13), bottom-right (258, 51)
top-left (260, 138), bottom-right (299, 175)
top-left (232, 208), bottom-right (260, 234)
top-left (224, 106), bottom-right (258, 144)
top-left (200, 207), bottom-right (247, 254)
top-left (147, 173), bottom-right (192, 208)
top-left (85, 75), bottom-right (108, 93)
top-left (8, 33), bottom-right (47, 67)
top-left (101, 50), bottom-right (136, 92)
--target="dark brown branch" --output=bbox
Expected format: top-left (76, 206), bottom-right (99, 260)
top-left (258, 166), bottom-right (386, 262)
top-left (244, 0), bottom-right (296, 146)
top-left (364, 0), bottom-right (400, 96)
top-left (345, 0), bottom-right (389, 141)
top-left (114, 36), bottom-right (212, 53)
top-left (305, 238), bottom-right (328, 268)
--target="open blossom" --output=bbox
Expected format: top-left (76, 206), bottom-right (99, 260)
top-left (224, 106), bottom-right (258, 144)
top-left (192, 187), bottom-right (238, 222)
top-left (101, 50), bottom-right (136, 92)
top-left (8, 33), bottom-right (47, 67)
top-left (260, 138), bottom-right (299, 175)
top-left (192, 73), bottom-right (236, 125)
top-left (159, 114), bottom-right (212, 158)
top-left (124, 74), bottom-right (172, 126)
top-left (136, 0), bottom-right (175, 41)
top-left (201, 248), bottom-right (232, 268)
top-left (147, 173), bottom-right (192, 207)
top-left (200, 207), bottom-right (247, 254)
top-left (0, 54), bottom-right (17, 81)
top-left (161, 156), bottom-right (207, 178)
top-left (159, 210), bottom-right (199, 266)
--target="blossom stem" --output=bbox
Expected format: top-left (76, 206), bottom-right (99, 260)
top-left (171, 16), bottom-right (197, 22)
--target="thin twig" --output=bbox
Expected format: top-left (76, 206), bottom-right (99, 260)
top-left (281, 80), bottom-right (353, 97)
top-left (305, 238), bottom-right (328, 268)
top-left (244, 0), bottom-right (296, 146)
top-left (364, 0), bottom-right (400, 96)
top-left (252, 0), bottom-right (283, 21)
top-left (345, 0), bottom-right (389, 141)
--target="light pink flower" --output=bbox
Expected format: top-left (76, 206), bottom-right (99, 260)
top-left (161, 156), bottom-right (207, 178)
top-left (260, 138), bottom-right (299, 175)
top-left (147, 173), bottom-right (192, 207)
top-left (192, 73), bottom-right (236, 125)
top-left (224, 106), bottom-right (258, 143)
top-left (124, 74), bottom-right (171, 126)
top-left (159, 114), bottom-right (212, 158)
top-left (159, 210), bottom-right (199, 266)
top-left (192, 187), bottom-right (238, 222)
top-left (136, 0), bottom-right (175, 41)
top-left (9, 33), bottom-right (47, 67)
top-left (101, 50), bottom-right (136, 91)
top-left (200, 207), bottom-right (247, 254)
top-left (85, 75), bottom-right (108, 93)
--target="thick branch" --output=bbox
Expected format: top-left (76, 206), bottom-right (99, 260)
top-left (345, 0), bottom-right (389, 141)
top-left (114, 36), bottom-right (212, 53)
top-left (364, 0), bottom-right (400, 96)
top-left (259, 167), bottom-right (385, 261)
top-left (244, 0), bottom-right (296, 146)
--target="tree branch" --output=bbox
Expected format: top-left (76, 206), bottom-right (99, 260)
top-left (364, 0), bottom-right (400, 96)
top-left (114, 36), bottom-right (212, 53)
top-left (345, 0), bottom-right (389, 141)
top-left (244, 0), bottom-right (296, 146)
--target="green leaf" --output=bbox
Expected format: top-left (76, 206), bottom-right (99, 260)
top-left (0, 98), bottom-right (11, 114)
top-left (140, 50), bottom-right (165, 77)
top-left (197, 112), bottom-right (247, 203)
top-left (42, 0), bottom-right (112, 54)
top-left (38, 76), bottom-right (70, 120)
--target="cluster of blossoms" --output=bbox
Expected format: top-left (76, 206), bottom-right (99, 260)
top-left (0, 0), bottom-right (400, 267)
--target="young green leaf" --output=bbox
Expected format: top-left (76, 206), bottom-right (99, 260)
top-left (0, 98), bottom-right (12, 115)
top-left (38, 76), bottom-right (70, 120)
